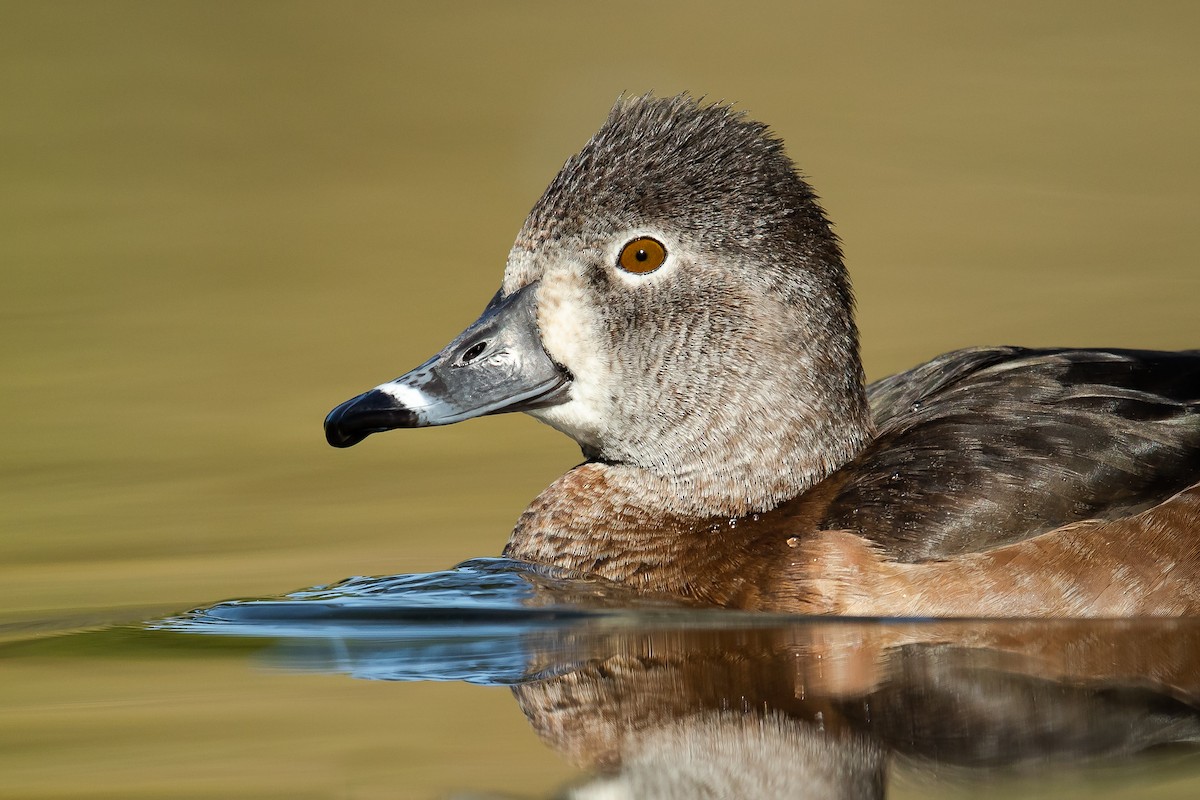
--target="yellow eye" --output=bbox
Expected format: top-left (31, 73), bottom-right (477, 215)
top-left (617, 237), bottom-right (667, 274)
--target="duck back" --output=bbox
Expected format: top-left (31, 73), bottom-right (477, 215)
top-left (820, 347), bottom-right (1200, 560)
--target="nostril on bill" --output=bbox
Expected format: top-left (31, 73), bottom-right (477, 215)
top-left (461, 341), bottom-right (488, 364)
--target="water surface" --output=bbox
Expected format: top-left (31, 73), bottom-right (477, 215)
top-left (12, 562), bottom-right (1200, 798)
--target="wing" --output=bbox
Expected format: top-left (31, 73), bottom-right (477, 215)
top-left (820, 347), bottom-right (1200, 561)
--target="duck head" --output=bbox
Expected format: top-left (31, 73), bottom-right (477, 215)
top-left (325, 95), bottom-right (873, 517)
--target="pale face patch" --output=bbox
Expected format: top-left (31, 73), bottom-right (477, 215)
top-left (504, 229), bottom-right (692, 457)
top-left (527, 267), bottom-right (615, 451)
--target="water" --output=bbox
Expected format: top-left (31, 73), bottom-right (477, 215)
top-left (12, 564), bottom-right (1200, 798)
top-left (5, 3), bottom-right (1200, 798)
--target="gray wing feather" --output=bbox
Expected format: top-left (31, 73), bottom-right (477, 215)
top-left (824, 347), bottom-right (1200, 560)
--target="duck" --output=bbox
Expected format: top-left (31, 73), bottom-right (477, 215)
top-left (323, 94), bottom-right (1200, 617)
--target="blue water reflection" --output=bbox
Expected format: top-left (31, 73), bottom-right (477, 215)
top-left (164, 561), bottom-right (1200, 796)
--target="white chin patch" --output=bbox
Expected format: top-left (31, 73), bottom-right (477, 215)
top-left (526, 400), bottom-right (603, 450)
top-left (531, 271), bottom-right (614, 449)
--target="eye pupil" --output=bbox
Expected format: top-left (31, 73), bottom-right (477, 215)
top-left (618, 237), bottom-right (667, 274)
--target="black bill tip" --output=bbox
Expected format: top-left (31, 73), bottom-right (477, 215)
top-left (323, 389), bottom-right (421, 448)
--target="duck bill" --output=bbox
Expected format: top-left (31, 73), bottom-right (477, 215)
top-left (324, 281), bottom-right (570, 448)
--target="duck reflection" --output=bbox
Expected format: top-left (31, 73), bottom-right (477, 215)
top-left (178, 576), bottom-right (1200, 797)
top-left (512, 621), bottom-right (1200, 797)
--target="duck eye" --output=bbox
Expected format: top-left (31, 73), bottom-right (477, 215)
top-left (617, 237), bottom-right (667, 274)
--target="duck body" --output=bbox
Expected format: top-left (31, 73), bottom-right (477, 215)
top-left (506, 345), bottom-right (1200, 614)
top-left (325, 95), bottom-right (1200, 616)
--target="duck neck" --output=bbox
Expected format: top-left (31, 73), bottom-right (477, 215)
top-left (621, 382), bottom-right (875, 519)
top-left (505, 390), bottom-right (874, 586)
